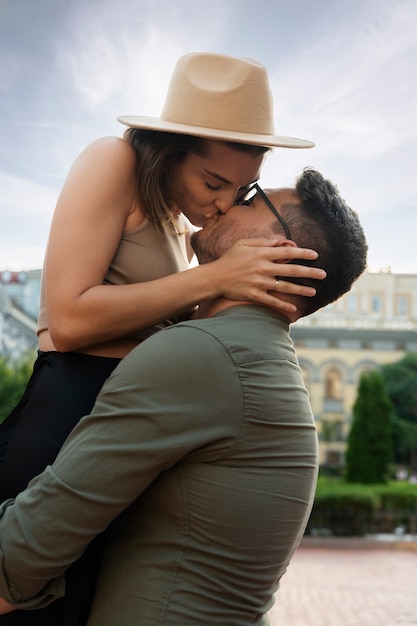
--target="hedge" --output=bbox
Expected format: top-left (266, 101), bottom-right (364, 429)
top-left (306, 478), bottom-right (417, 536)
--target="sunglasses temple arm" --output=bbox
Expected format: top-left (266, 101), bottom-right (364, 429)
top-left (254, 184), bottom-right (291, 239)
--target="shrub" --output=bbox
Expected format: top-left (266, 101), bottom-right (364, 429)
top-left (307, 489), bottom-right (377, 536)
top-left (306, 477), bottom-right (417, 536)
top-left (0, 352), bottom-right (34, 423)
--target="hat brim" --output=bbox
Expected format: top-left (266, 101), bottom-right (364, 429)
top-left (117, 115), bottom-right (314, 149)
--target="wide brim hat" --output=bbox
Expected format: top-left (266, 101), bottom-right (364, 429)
top-left (118, 52), bottom-right (314, 149)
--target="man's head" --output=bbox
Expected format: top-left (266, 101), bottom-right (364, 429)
top-left (191, 167), bottom-right (368, 318)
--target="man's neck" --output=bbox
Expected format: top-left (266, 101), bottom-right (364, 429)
top-left (197, 298), bottom-right (247, 319)
top-left (197, 298), bottom-right (296, 323)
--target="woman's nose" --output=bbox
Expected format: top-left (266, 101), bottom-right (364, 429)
top-left (213, 191), bottom-right (237, 214)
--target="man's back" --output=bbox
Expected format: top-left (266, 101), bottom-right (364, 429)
top-left (86, 305), bottom-right (318, 625)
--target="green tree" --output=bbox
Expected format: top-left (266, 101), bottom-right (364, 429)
top-left (0, 353), bottom-right (34, 423)
top-left (345, 370), bottom-right (393, 484)
top-left (381, 353), bottom-right (417, 471)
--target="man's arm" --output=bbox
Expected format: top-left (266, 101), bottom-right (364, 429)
top-left (0, 324), bottom-right (240, 610)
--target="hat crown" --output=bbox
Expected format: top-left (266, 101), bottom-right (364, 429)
top-left (161, 53), bottom-right (274, 135)
top-left (117, 52), bottom-right (314, 149)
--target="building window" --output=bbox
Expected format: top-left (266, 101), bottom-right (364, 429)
top-left (396, 295), bottom-right (409, 316)
top-left (347, 293), bottom-right (358, 314)
top-left (371, 294), bottom-right (382, 313)
top-left (325, 369), bottom-right (343, 400)
top-left (325, 450), bottom-right (343, 467)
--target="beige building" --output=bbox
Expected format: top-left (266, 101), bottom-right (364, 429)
top-left (290, 270), bottom-right (417, 466)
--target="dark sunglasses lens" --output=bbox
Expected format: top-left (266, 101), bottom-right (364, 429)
top-left (237, 185), bottom-right (257, 205)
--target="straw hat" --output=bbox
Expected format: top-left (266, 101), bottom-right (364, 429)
top-left (118, 52), bottom-right (314, 149)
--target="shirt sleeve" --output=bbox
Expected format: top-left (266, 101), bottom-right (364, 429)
top-left (0, 324), bottom-right (242, 609)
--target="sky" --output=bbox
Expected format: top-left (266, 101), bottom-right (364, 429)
top-left (0, 0), bottom-right (416, 273)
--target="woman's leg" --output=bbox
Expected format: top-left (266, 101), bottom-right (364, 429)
top-left (0, 351), bottom-right (120, 499)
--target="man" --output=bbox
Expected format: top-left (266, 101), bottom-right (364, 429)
top-left (0, 168), bottom-right (367, 625)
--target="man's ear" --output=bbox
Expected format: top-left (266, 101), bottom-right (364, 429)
top-left (274, 238), bottom-right (298, 264)
top-left (278, 239), bottom-right (297, 248)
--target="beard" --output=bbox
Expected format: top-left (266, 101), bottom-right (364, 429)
top-left (190, 220), bottom-right (240, 264)
top-left (191, 215), bottom-right (274, 264)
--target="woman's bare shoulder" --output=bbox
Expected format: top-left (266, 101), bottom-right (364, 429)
top-left (80, 136), bottom-right (136, 163)
top-left (66, 136), bottom-right (137, 188)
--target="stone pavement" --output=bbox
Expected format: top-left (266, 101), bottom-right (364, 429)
top-left (268, 539), bottom-right (417, 625)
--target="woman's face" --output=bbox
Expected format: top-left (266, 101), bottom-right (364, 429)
top-left (169, 140), bottom-right (265, 227)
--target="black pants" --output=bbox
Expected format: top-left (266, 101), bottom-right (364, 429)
top-left (0, 351), bottom-right (121, 626)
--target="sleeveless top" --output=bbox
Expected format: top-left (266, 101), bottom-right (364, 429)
top-left (37, 215), bottom-right (194, 343)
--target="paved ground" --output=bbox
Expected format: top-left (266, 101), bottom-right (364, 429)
top-left (268, 541), bottom-right (417, 625)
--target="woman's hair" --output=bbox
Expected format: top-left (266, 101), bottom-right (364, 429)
top-left (123, 128), bottom-right (268, 233)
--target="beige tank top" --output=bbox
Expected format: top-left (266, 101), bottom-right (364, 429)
top-left (37, 216), bottom-right (193, 342)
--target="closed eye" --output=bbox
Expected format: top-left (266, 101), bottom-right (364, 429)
top-left (206, 182), bottom-right (221, 191)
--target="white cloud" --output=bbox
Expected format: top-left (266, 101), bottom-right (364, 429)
top-left (52, 0), bottom-right (236, 116)
top-left (267, 0), bottom-right (417, 158)
top-left (0, 242), bottom-right (46, 271)
top-left (0, 171), bottom-right (57, 269)
top-left (0, 171), bottom-right (57, 219)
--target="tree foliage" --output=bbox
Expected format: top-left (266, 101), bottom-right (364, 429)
top-left (345, 370), bottom-right (393, 484)
top-left (380, 353), bottom-right (417, 469)
top-left (0, 353), bottom-right (34, 423)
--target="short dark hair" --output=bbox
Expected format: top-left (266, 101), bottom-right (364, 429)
top-left (280, 168), bottom-right (368, 316)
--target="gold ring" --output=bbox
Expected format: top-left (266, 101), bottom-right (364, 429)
top-left (275, 279), bottom-right (279, 291)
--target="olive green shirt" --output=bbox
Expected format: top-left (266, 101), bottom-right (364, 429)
top-left (0, 305), bottom-right (318, 625)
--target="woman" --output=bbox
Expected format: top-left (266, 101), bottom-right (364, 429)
top-left (0, 52), bottom-right (322, 625)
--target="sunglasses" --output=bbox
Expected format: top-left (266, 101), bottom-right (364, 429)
top-left (239, 183), bottom-right (292, 240)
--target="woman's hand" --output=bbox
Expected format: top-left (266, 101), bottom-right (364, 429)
top-left (209, 238), bottom-right (326, 312)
